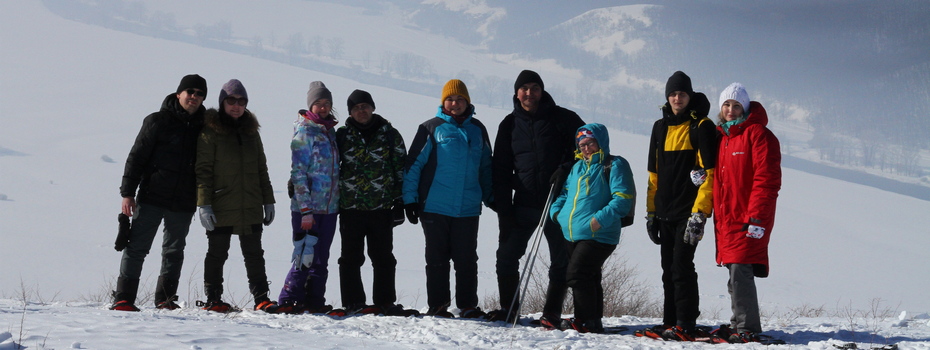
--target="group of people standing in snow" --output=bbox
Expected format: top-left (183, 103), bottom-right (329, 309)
top-left (111, 69), bottom-right (781, 342)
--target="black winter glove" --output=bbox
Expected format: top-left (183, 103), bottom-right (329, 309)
top-left (549, 162), bottom-right (573, 187)
top-left (404, 203), bottom-right (420, 225)
top-left (645, 212), bottom-right (660, 245)
top-left (287, 179), bottom-right (294, 199)
top-left (115, 213), bottom-right (132, 252)
top-left (391, 201), bottom-right (405, 227)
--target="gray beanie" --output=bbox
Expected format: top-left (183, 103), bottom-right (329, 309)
top-left (218, 79), bottom-right (248, 106)
top-left (306, 81), bottom-right (333, 109)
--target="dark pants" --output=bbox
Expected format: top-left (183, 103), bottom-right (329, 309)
top-left (727, 264), bottom-right (761, 333)
top-left (338, 209), bottom-right (397, 308)
top-left (203, 225), bottom-right (269, 304)
top-left (277, 212), bottom-right (337, 307)
top-left (566, 240), bottom-right (615, 323)
top-left (495, 205), bottom-right (569, 316)
top-left (117, 203), bottom-right (193, 304)
top-left (420, 212), bottom-right (479, 310)
top-left (659, 218), bottom-right (700, 329)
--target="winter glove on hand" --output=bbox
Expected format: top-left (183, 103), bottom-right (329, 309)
top-left (645, 212), bottom-right (660, 245)
top-left (287, 179), bottom-right (295, 199)
top-left (549, 162), bottom-right (572, 187)
top-left (391, 201), bottom-right (405, 227)
top-left (746, 224), bottom-right (765, 239)
top-left (291, 235), bottom-right (318, 270)
top-left (690, 167), bottom-right (707, 186)
top-left (404, 203), bottom-right (420, 225)
top-left (300, 214), bottom-right (315, 230)
top-left (199, 205), bottom-right (217, 231)
top-left (115, 213), bottom-right (132, 252)
top-left (683, 212), bottom-right (706, 245)
top-left (262, 204), bottom-right (275, 226)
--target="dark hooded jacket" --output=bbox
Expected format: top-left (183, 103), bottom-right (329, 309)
top-left (121, 93), bottom-right (205, 212)
top-left (646, 92), bottom-right (717, 220)
top-left (492, 92), bottom-right (585, 213)
top-left (195, 108), bottom-right (274, 228)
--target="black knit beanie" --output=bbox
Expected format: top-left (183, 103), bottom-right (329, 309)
top-left (665, 71), bottom-right (693, 98)
top-left (346, 89), bottom-right (375, 111)
top-left (514, 70), bottom-right (544, 93)
top-left (177, 74), bottom-right (208, 95)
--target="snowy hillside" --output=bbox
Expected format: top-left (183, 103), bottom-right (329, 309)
top-left (2, 0), bottom-right (930, 348)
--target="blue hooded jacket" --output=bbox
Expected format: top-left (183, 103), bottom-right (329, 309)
top-left (549, 123), bottom-right (635, 245)
top-left (403, 106), bottom-right (493, 217)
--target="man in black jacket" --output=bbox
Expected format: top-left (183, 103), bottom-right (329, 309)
top-left (488, 70), bottom-right (584, 325)
top-left (111, 74), bottom-right (208, 311)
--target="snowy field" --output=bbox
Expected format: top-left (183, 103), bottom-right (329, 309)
top-left (2, 298), bottom-right (930, 349)
top-left (2, 1), bottom-right (930, 349)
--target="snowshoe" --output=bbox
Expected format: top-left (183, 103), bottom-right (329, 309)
top-left (484, 308), bottom-right (516, 323)
top-left (155, 296), bottom-right (181, 310)
top-left (254, 300), bottom-right (280, 313)
top-left (197, 300), bottom-right (234, 313)
top-left (633, 325), bottom-right (670, 339)
top-left (383, 304), bottom-right (420, 317)
top-left (538, 314), bottom-right (564, 330)
top-left (426, 307), bottom-right (454, 318)
top-left (110, 300), bottom-right (140, 312)
top-left (458, 307), bottom-right (487, 319)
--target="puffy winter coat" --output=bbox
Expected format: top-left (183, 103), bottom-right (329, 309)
top-left (291, 111), bottom-right (340, 215)
top-left (120, 93), bottom-right (205, 212)
top-left (646, 93), bottom-right (717, 220)
top-left (195, 109), bottom-right (275, 228)
top-left (336, 114), bottom-right (406, 211)
top-left (403, 106), bottom-right (492, 217)
top-left (492, 92), bottom-right (585, 213)
top-left (550, 124), bottom-right (635, 245)
top-left (713, 101), bottom-right (781, 276)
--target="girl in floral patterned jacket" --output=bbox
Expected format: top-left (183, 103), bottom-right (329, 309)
top-left (275, 81), bottom-right (341, 313)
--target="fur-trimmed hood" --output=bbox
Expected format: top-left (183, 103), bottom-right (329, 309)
top-left (204, 108), bottom-right (260, 135)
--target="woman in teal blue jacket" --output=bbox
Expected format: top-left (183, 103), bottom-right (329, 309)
top-left (403, 79), bottom-right (493, 318)
top-left (549, 123), bottom-right (635, 332)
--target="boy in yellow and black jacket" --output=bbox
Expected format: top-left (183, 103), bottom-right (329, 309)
top-left (643, 71), bottom-right (717, 341)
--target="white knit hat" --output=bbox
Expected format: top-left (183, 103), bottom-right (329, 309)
top-left (719, 82), bottom-right (750, 112)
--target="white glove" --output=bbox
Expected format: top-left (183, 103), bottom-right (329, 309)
top-left (683, 212), bottom-right (706, 245)
top-left (690, 168), bottom-right (707, 186)
top-left (263, 204), bottom-right (275, 226)
top-left (746, 225), bottom-right (765, 239)
top-left (198, 205), bottom-right (217, 231)
top-left (292, 235), bottom-right (318, 270)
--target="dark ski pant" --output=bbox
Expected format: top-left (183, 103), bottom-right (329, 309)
top-left (203, 225), bottom-right (270, 304)
top-left (566, 239), bottom-right (615, 324)
top-left (117, 203), bottom-right (193, 304)
top-left (727, 263), bottom-right (761, 333)
top-left (420, 212), bottom-right (479, 310)
top-left (278, 212), bottom-right (336, 307)
top-left (658, 218), bottom-right (700, 329)
top-left (495, 205), bottom-right (569, 316)
top-left (338, 209), bottom-right (397, 308)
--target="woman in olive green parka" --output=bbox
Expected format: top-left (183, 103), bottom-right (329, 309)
top-left (195, 79), bottom-right (277, 312)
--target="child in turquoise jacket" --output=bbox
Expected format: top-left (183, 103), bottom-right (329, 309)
top-left (549, 123), bottom-right (635, 332)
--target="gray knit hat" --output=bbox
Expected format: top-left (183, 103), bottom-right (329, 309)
top-left (306, 81), bottom-right (333, 109)
top-left (218, 79), bottom-right (248, 106)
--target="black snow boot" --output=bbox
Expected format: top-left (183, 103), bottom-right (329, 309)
top-left (154, 275), bottom-right (180, 307)
top-left (111, 277), bottom-right (140, 311)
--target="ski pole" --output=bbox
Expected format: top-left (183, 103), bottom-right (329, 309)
top-left (510, 182), bottom-right (559, 328)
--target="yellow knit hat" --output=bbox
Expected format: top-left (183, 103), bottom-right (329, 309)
top-left (441, 79), bottom-right (470, 104)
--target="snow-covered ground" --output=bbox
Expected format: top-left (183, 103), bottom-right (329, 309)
top-left (2, 298), bottom-right (929, 349)
top-left (2, 1), bottom-right (930, 349)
